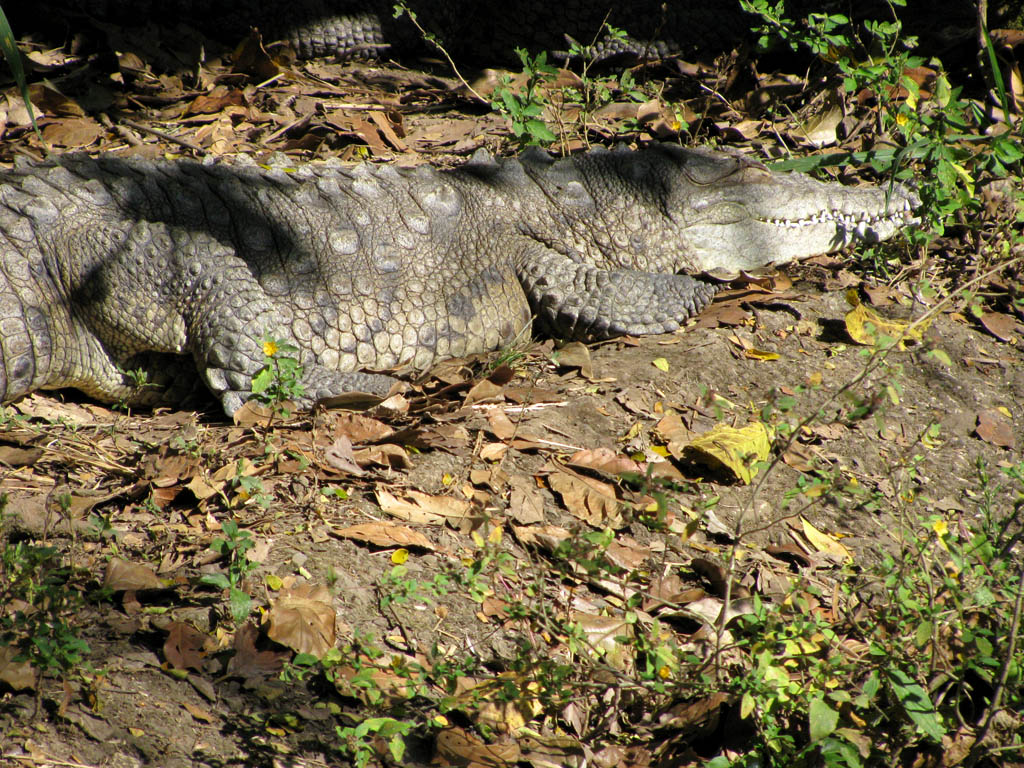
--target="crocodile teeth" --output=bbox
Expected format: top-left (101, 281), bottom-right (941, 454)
top-left (763, 208), bottom-right (911, 229)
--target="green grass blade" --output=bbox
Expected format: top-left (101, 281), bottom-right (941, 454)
top-left (981, 22), bottom-right (1014, 129)
top-left (0, 2), bottom-right (46, 148)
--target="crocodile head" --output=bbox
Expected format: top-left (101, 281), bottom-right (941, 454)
top-left (659, 144), bottom-right (920, 274)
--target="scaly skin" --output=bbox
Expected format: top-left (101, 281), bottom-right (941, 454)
top-left (0, 145), bottom-right (918, 415)
top-left (14, 0), bottom-right (748, 63)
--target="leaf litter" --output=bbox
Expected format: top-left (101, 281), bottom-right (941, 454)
top-left (0, 9), bottom-right (1022, 768)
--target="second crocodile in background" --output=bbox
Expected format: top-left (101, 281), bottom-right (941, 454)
top-left (0, 144), bottom-right (919, 416)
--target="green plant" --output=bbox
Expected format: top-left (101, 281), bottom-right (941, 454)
top-left (0, 511), bottom-right (91, 685)
top-left (234, 470), bottom-right (271, 510)
top-left (562, 24), bottom-right (648, 122)
top-left (200, 520), bottom-right (259, 624)
top-left (0, 2), bottom-right (43, 145)
top-left (169, 434), bottom-right (202, 458)
top-left (492, 48), bottom-right (559, 146)
top-left (337, 716), bottom-right (413, 768)
top-left (742, 0), bottom-right (1022, 270)
top-left (250, 336), bottom-right (305, 421)
top-left (378, 563), bottom-right (452, 611)
top-left (710, 456), bottom-right (1024, 767)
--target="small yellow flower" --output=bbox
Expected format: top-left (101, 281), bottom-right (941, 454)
top-left (932, 519), bottom-right (949, 537)
top-left (262, 340), bottom-right (279, 357)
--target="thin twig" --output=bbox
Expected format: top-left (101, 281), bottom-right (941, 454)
top-left (117, 118), bottom-right (207, 155)
top-left (965, 560), bottom-right (1024, 766)
top-left (394, 2), bottom-right (488, 103)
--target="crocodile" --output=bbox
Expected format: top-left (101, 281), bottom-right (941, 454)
top-left (0, 144), bottom-right (919, 416)
top-left (14, 0), bottom-right (749, 64)
top-left (15, 0), bottom-right (1019, 65)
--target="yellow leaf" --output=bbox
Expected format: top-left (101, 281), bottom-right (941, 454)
top-left (711, 393), bottom-right (737, 409)
top-left (391, 548), bottom-right (409, 564)
top-left (741, 692), bottom-right (756, 719)
top-left (682, 422), bottom-right (772, 484)
top-left (997, 406), bottom-right (1012, 419)
top-left (265, 573), bottom-right (283, 591)
top-left (886, 385), bottom-right (900, 405)
top-left (652, 357), bottom-right (670, 372)
top-left (745, 348), bottom-right (780, 361)
top-left (844, 302), bottom-right (929, 350)
top-left (950, 161), bottom-right (975, 196)
top-left (800, 517), bottom-right (852, 562)
top-left (621, 421), bottom-right (643, 440)
top-left (488, 525), bottom-right (503, 544)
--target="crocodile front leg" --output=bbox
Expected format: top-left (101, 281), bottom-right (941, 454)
top-left (516, 244), bottom-right (719, 341)
top-left (62, 219), bottom-right (393, 416)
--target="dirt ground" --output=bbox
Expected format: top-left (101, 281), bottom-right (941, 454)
top-left (1, 11), bottom-right (1023, 768)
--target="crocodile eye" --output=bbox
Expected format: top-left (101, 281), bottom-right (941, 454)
top-left (687, 201), bottom-right (749, 225)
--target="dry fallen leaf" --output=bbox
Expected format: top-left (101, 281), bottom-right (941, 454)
top-left (376, 487), bottom-right (472, 526)
top-left (509, 479), bottom-right (546, 524)
top-left (163, 622), bottom-right (208, 673)
top-left (794, 516), bottom-right (853, 563)
top-left (744, 347), bottom-right (780, 361)
top-left (0, 444), bottom-right (44, 467)
top-left (682, 422), bottom-right (772, 484)
top-left (797, 99), bottom-right (842, 147)
top-left (979, 312), bottom-right (1018, 343)
top-left (332, 522), bottom-right (434, 551)
top-left (323, 435), bottom-right (365, 475)
top-left (41, 117), bottom-right (104, 148)
top-left (352, 443), bottom-right (410, 469)
top-left (266, 584), bottom-right (336, 659)
top-left (512, 524), bottom-right (571, 552)
top-left (227, 623), bottom-right (287, 681)
top-left (183, 701), bottom-right (217, 724)
top-left (975, 409), bottom-right (1016, 449)
top-left (0, 644), bottom-right (35, 691)
top-left (552, 341), bottom-right (594, 379)
top-left (547, 467), bottom-right (623, 528)
top-left (464, 378), bottom-right (505, 406)
top-left (104, 558), bottom-right (166, 592)
top-left (844, 292), bottom-right (928, 349)
top-left (605, 537), bottom-right (651, 571)
top-left (435, 725), bottom-right (521, 766)
top-left (330, 412), bottom-right (395, 443)
top-left (567, 447), bottom-right (644, 476)
top-left (333, 656), bottom-right (418, 706)
top-left (572, 612), bottom-right (635, 671)
top-left (479, 442), bottom-right (508, 461)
